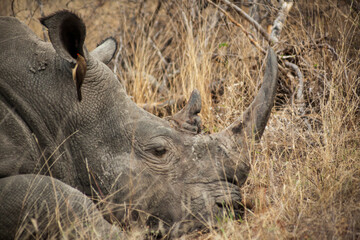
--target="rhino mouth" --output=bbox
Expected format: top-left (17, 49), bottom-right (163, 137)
top-left (134, 179), bottom-right (243, 238)
top-left (215, 181), bottom-right (243, 213)
top-left (174, 182), bottom-right (243, 237)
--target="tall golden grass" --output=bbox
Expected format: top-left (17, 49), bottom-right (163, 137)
top-left (3, 0), bottom-right (359, 239)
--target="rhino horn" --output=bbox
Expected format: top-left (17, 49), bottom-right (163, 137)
top-left (167, 89), bottom-right (202, 134)
top-left (219, 48), bottom-right (278, 144)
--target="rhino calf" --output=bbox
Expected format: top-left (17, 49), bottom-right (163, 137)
top-left (0, 10), bottom-right (277, 239)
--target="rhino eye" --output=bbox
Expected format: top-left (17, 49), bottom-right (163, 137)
top-left (145, 143), bottom-right (167, 158)
top-left (151, 146), bottom-right (167, 157)
top-left (144, 138), bottom-right (171, 158)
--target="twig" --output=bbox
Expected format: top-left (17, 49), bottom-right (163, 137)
top-left (311, 43), bottom-right (339, 60)
top-left (207, 0), bottom-right (266, 54)
top-left (138, 71), bottom-right (161, 92)
top-left (11, 0), bottom-right (16, 17)
top-left (181, 9), bottom-right (193, 37)
top-left (285, 61), bottom-right (304, 104)
top-left (285, 61), bottom-right (312, 131)
top-left (166, 69), bottom-right (180, 79)
top-left (137, 0), bottom-right (147, 18)
top-left (220, 0), bottom-right (278, 44)
top-left (159, 63), bottom-right (172, 96)
top-left (36, 0), bottom-right (48, 42)
top-left (249, 0), bottom-right (261, 25)
top-left (148, 36), bottom-right (169, 66)
top-left (204, 7), bottom-right (222, 48)
top-left (139, 15), bottom-right (169, 66)
top-left (208, 0), bottom-right (293, 77)
top-left (144, 0), bottom-right (162, 38)
top-left (113, 36), bottom-right (125, 86)
top-left (270, 1), bottom-right (293, 42)
top-left (140, 96), bottom-right (186, 115)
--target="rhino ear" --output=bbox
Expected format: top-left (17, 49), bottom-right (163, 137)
top-left (40, 10), bottom-right (86, 64)
top-left (167, 89), bottom-right (202, 134)
top-left (90, 37), bottom-right (117, 64)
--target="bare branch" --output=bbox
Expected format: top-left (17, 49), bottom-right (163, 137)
top-left (207, 0), bottom-right (266, 54)
top-left (144, 0), bottom-right (162, 38)
top-left (147, 36), bottom-right (169, 66)
top-left (11, 0), bottom-right (16, 17)
top-left (219, 0), bottom-right (278, 44)
top-left (270, 1), bottom-right (293, 42)
top-left (312, 43), bottom-right (339, 60)
top-left (36, 0), bottom-right (48, 42)
top-left (285, 60), bottom-right (312, 131)
top-left (113, 36), bottom-right (125, 86)
top-left (285, 61), bottom-right (304, 104)
top-left (140, 96), bottom-right (186, 115)
top-left (204, 7), bottom-right (222, 48)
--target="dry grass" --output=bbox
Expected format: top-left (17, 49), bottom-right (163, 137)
top-left (2, 0), bottom-right (360, 239)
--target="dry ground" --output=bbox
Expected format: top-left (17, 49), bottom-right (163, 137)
top-left (1, 0), bottom-right (359, 239)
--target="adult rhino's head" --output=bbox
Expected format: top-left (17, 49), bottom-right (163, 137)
top-left (0, 10), bottom-right (277, 238)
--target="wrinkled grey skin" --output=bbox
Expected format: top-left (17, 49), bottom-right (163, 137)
top-left (0, 10), bottom-right (278, 239)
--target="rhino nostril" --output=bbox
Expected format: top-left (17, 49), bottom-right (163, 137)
top-left (215, 201), bottom-right (227, 210)
top-left (225, 175), bottom-right (239, 186)
top-left (215, 200), bottom-right (245, 220)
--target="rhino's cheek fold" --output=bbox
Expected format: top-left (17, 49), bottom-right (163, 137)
top-left (103, 142), bottom-right (244, 235)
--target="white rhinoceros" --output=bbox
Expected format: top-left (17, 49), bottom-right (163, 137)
top-left (0, 10), bottom-right (277, 239)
